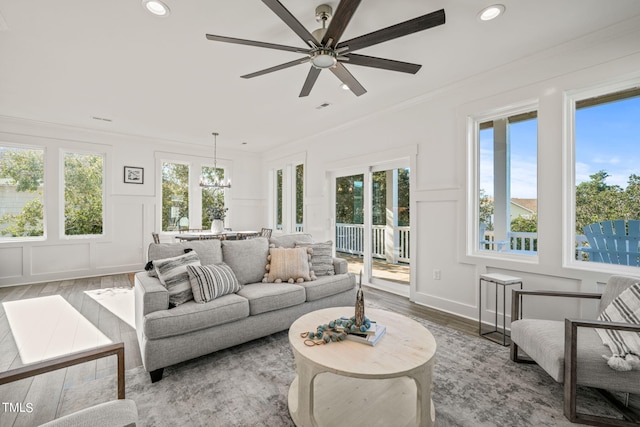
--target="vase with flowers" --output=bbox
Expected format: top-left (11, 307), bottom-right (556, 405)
top-left (208, 204), bottom-right (228, 234)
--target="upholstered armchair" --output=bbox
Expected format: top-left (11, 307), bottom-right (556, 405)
top-left (510, 275), bottom-right (640, 426)
top-left (0, 342), bottom-right (137, 427)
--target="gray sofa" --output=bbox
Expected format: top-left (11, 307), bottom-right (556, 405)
top-left (134, 233), bottom-right (356, 382)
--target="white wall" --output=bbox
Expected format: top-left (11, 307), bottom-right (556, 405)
top-left (265, 17), bottom-right (640, 322)
top-left (0, 119), bottom-right (264, 286)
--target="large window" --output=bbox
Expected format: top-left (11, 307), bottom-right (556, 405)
top-left (572, 86), bottom-right (640, 266)
top-left (161, 161), bottom-right (189, 232)
top-left (63, 152), bottom-right (104, 236)
top-left (201, 166), bottom-right (225, 230)
top-left (0, 145), bottom-right (45, 238)
top-left (272, 161), bottom-right (304, 232)
top-left (473, 106), bottom-right (538, 255)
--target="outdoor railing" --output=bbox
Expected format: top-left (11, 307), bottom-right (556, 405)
top-left (335, 223), bottom-right (410, 263)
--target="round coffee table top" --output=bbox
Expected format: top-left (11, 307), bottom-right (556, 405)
top-left (288, 307), bottom-right (436, 379)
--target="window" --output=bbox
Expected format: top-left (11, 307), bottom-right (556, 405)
top-left (271, 161), bottom-right (304, 233)
top-left (161, 161), bottom-right (189, 232)
top-left (473, 106), bottom-right (538, 255)
top-left (295, 164), bottom-right (304, 232)
top-left (572, 86), bottom-right (640, 266)
top-left (201, 166), bottom-right (225, 230)
top-left (0, 145), bottom-right (45, 238)
top-left (63, 152), bottom-right (104, 236)
top-left (276, 169), bottom-right (283, 230)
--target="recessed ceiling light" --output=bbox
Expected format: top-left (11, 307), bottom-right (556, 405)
top-left (340, 83), bottom-right (350, 91)
top-left (478, 4), bottom-right (505, 21)
top-left (142, 0), bottom-right (170, 17)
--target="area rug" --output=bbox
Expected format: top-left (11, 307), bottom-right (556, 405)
top-left (59, 302), bottom-right (630, 426)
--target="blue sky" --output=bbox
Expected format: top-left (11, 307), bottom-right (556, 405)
top-left (480, 94), bottom-right (640, 199)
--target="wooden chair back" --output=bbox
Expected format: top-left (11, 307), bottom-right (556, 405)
top-left (151, 232), bottom-right (160, 244)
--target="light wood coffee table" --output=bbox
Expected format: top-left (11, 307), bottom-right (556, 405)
top-left (288, 307), bottom-right (437, 427)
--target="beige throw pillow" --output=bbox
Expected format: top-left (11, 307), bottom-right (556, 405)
top-left (263, 247), bottom-right (316, 283)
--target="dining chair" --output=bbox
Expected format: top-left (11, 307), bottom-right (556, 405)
top-left (151, 232), bottom-right (160, 244)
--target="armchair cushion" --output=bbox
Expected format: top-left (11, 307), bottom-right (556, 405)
top-left (39, 399), bottom-right (138, 427)
top-left (511, 319), bottom-right (640, 392)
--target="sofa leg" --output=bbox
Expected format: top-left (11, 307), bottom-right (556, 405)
top-left (150, 368), bottom-right (164, 383)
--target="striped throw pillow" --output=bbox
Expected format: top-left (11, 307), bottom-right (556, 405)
top-left (186, 263), bottom-right (241, 303)
top-left (154, 252), bottom-right (201, 306)
top-left (596, 282), bottom-right (640, 371)
top-left (295, 241), bottom-right (335, 276)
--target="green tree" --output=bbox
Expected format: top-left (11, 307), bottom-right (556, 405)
top-left (575, 170), bottom-right (628, 233)
top-left (296, 164), bottom-right (304, 225)
top-left (0, 149), bottom-right (45, 236)
top-left (201, 166), bottom-right (225, 229)
top-left (64, 153), bottom-right (103, 235)
top-left (479, 189), bottom-right (494, 230)
top-left (162, 162), bottom-right (189, 231)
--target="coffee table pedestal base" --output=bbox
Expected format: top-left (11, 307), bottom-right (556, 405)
top-left (288, 373), bottom-right (435, 427)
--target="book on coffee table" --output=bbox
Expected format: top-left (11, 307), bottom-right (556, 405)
top-left (345, 324), bottom-right (386, 346)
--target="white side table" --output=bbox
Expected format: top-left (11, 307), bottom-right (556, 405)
top-left (478, 273), bottom-right (523, 346)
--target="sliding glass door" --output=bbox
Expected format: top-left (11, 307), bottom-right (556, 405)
top-left (334, 163), bottom-right (410, 295)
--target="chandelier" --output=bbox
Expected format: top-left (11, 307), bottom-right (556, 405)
top-left (199, 132), bottom-right (231, 189)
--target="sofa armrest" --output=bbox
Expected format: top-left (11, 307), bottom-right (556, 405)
top-left (333, 257), bottom-right (349, 275)
top-left (134, 272), bottom-right (169, 317)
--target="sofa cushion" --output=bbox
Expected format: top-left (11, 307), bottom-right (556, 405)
top-left (143, 293), bottom-right (250, 339)
top-left (187, 263), bottom-right (241, 303)
top-left (148, 240), bottom-right (223, 266)
top-left (236, 283), bottom-right (306, 315)
top-left (295, 241), bottom-right (335, 276)
top-left (154, 252), bottom-right (201, 306)
top-left (264, 247), bottom-right (314, 283)
top-left (221, 238), bottom-right (270, 286)
top-left (297, 273), bottom-right (355, 302)
top-left (269, 233), bottom-right (313, 248)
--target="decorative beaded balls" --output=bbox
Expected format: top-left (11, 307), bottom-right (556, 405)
top-left (301, 316), bottom-right (373, 346)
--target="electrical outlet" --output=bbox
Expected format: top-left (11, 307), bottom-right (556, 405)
top-left (433, 269), bottom-right (441, 280)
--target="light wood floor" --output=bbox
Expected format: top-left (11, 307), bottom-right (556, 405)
top-left (0, 273), bottom-right (475, 426)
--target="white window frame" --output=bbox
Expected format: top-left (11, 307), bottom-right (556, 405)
top-left (466, 99), bottom-right (539, 261)
top-left (156, 151), bottom-right (232, 234)
top-left (0, 142), bottom-right (47, 242)
top-left (268, 153), bottom-right (306, 233)
top-left (60, 148), bottom-right (106, 239)
top-left (563, 76), bottom-right (640, 273)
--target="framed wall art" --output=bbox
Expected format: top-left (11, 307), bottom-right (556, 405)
top-left (124, 166), bottom-right (144, 184)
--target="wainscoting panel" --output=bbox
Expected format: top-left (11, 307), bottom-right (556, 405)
top-left (0, 247), bottom-right (23, 279)
top-left (31, 243), bottom-right (91, 275)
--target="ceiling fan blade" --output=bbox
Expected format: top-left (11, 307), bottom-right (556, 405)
top-left (262, 0), bottom-right (317, 48)
top-left (241, 57), bottom-right (309, 79)
top-left (299, 67), bottom-right (321, 97)
top-left (337, 8), bottom-right (445, 53)
top-left (341, 53), bottom-right (421, 74)
top-left (330, 63), bottom-right (366, 96)
top-left (321, 0), bottom-right (361, 47)
top-left (206, 34), bottom-right (308, 54)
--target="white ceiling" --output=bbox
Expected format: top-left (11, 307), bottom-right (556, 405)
top-left (1, 0), bottom-right (640, 153)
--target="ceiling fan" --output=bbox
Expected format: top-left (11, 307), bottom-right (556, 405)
top-left (205, 0), bottom-right (445, 97)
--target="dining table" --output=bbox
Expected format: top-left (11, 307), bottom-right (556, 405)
top-left (174, 230), bottom-right (259, 241)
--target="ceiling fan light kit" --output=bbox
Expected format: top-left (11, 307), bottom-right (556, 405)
top-left (205, 0), bottom-right (446, 97)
